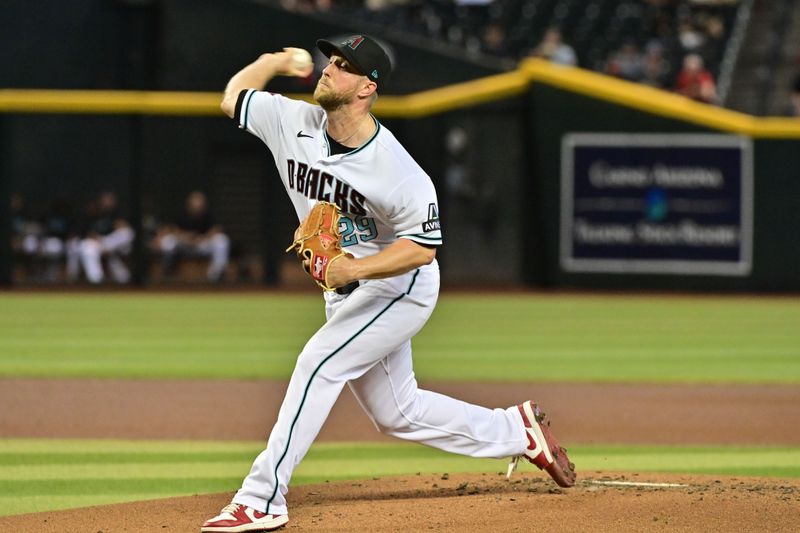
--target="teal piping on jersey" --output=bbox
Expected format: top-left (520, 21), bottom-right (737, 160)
top-left (265, 268), bottom-right (421, 514)
top-left (400, 234), bottom-right (443, 245)
top-left (346, 116), bottom-right (381, 157)
top-left (324, 115), bottom-right (381, 158)
top-left (242, 89), bottom-right (256, 131)
top-left (405, 268), bottom-right (420, 294)
top-left (323, 130), bottom-right (331, 157)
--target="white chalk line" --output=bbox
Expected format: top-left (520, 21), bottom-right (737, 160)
top-left (587, 480), bottom-right (689, 488)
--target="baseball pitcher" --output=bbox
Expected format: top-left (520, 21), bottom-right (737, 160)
top-left (202, 34), bottom-right (575, 533)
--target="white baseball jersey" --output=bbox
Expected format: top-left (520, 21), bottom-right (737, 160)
top-left (228, 89), bottom-right (528, 518)
top-left (235, 89), bottom-right (443, 258)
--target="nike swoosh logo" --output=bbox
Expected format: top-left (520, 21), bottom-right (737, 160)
top-left (297, 131), bottom-right (313, 139)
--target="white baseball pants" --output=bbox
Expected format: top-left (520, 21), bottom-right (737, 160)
top-left (80, 227), bottom-right (134, 284)
top-left (159, 232), bottom-right (231, 281)
top-left (233, 262), bottom-right (528, 515)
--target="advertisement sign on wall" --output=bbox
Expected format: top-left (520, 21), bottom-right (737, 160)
top-left (560, 134), bottom-right (753, 275)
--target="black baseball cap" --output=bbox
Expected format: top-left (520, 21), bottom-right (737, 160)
top-left (316, 35), bottom-right (392, 90)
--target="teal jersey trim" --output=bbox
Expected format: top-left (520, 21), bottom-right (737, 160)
top-left (242, 90), bottom-right (255, 131)
top-left (342, 116), bottom-right (381, 158)
top-left (406, 269), bottom-right (420, 294)
top-left (322, 116), bottom-right (379, 158)
top-left (265, 284), bottom-right (413, 513)
top-left (402, 234), bottom-right (442, 242)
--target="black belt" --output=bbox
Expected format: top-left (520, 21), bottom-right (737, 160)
top-left (335, 280), bottom-right (360, 295)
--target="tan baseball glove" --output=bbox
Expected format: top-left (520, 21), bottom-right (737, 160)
top-left (286, 201), bottom-right (351, 291)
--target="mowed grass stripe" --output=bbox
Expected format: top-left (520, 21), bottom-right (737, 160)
top-left (577, 445), bottom-right (800, 475)
top-left (3, 441), bottom-right (798, 475)
top-left (0, 477), bottom-right (242, 497)
top-left (0, 462), bottom-right (251, 480)
top-left (1, 440), bottom-right (799, 516)
top-left (0, 494), bottom-right (195, 517)
top-left (0, 452), bottom-right (254, 466)
top-left (6, 453), bottom-right (799, 482)
top-left (0, 440), bottom-right (259, 454)
top-left (1, 293), bottom-right (798, 383)
top-left (413, 350), bottom-right (800, 383)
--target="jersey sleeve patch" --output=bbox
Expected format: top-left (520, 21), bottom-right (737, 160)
top-left (397, 202), bottom-right (442, 245)
top-left (421, 203), bottom-right (441, 233)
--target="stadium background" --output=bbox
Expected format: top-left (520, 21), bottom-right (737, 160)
top-left (1, 0), bottom-right (800, 530)
top-left (4, 0), bottom-right (800, 290)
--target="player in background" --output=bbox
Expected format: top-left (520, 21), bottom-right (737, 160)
top-left (154, 190), bottom-right (231, 283)
top-left (10, 193), bottom-right (42, 280)
top-left (78, 191), bottom-right (134, 284)
top-left (39, 197), bottom-right (77, 283)
top-left (202, 35), bottom-right (575, 533)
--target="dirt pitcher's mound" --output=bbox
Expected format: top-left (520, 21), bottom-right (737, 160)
top-left (2, 472), bottom-right (799, 532)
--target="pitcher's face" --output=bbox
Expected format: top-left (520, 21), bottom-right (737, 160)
top-left (314, 54), bottom-right (365, 111)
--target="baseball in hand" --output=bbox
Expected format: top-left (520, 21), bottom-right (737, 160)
top-left (291, 48), bottom-right (313, 71)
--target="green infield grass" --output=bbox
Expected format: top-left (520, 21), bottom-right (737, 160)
top-left (1, 439), bottom-right (799, 516)
top-left (1, 293), bottom-right (798, 383)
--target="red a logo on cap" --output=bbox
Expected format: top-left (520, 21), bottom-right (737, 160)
top-left (345, 36), bottom-right (364, 50)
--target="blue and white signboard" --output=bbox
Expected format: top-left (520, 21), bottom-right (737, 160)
top-left (560, 134), bottom-right (753, 275)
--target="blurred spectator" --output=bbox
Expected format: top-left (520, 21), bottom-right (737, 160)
top-left (39, 198), bottom-right (79, 283)
top-left (329, 0), bottom-right (736, 99)
top-left (444, 127), bottom-right (472, 201)
top-left (700, 14), bottom-right (727, 65)
top-left (482, 22), bottom-right (509, 57)
top-left (280, 0), bottom-right (314, 12)
top-left (531, 27), bottom-right (577, 66)
top-left (365, 0), bottom-right (412, 9)
top-left (154, 191), bottom-right (230, 283)
top-left (282, 0), bottom-right (349, 11)
top-left (675, 53), bottom-right (718, 104)
top-left (678, 21), bottom-right (706, 52)
top-left (78, 191), bottom-right (135, 284)
top-left (641, 40), bottom-right (670, 88)
top-left (10, 193), bottom-right (42, 278)
top-left (606, 42), bottom-right (646, 82)
top-left (790, 74), bottom-right (800, 117)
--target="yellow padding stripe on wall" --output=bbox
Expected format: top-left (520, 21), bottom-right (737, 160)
top-left (1, 59), bottom-right (799, 138)
top-left (519, 59), bottom-right (800, 139)
top-left (0, 90), bottom-right (226, 116)
top-left (0, 70), bottom-right (527, 119)
top-left (375, 70), bottom-right (529, 118)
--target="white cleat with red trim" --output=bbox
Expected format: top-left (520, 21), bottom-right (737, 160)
top-left (507, 400), bottom-right (576, 488)
top-left (201, 503), bottom-right (288, 532)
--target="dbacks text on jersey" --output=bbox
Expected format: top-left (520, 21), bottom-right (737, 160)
top-left (287, 159), bottom-right (367, 215)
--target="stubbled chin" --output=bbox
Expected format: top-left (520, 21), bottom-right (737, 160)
top-left (316, 92), bottom-right (342, 111)
top-left (313, 85), bottom-right (328, 103)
